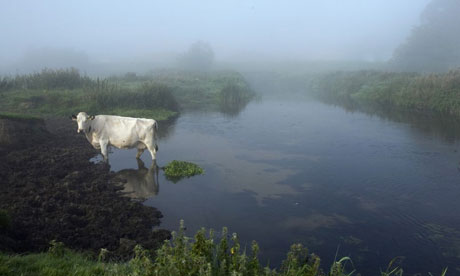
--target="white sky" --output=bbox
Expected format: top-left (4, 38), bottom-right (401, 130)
top-left (0, 0), bottom-right (431, 63)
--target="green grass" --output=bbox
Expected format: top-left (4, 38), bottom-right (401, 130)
top-left (110, 70), bottom-right (255, 111)
top-left (0, 68), bottom-right (254, 120)
top-left (0, 250), bottom-right (131, 276)
top-left (163, 160), bottom-right (204, 183)
top-left (105, 108), bottom-right (177, 121)
top-left (309, 69), bottom-right (460, 117)
top-left (0, 68), bottom-right (93, 92)
top-left (0, 222), bottom-right (448, 276)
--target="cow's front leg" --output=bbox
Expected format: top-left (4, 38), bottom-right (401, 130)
top-left (100, 140), bottom-right (109, 162)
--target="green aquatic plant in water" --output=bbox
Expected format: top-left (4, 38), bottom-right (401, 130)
top-left (163, 160), bottom-right (204, 183)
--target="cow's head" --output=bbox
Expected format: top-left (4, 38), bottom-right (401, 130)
top-left (71, 112), bottom-right (95, 133)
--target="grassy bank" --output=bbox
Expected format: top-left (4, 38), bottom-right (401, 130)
top-left (0, 68), bottom-right (254, 120)
top-left (109, 70), bottom-right (255, 113)
top-left (309, 69), bottom-right (460, 117)
top-left (2, 221), bottom-right (445, 276)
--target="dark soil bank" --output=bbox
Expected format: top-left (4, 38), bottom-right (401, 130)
top-left (0, 117), bottom-right (170, 259)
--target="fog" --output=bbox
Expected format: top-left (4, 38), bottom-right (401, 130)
top-left (1, 0), bottom-right (431, 74)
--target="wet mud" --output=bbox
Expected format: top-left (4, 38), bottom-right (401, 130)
top-left (0, 117), bottom-right (170, 259)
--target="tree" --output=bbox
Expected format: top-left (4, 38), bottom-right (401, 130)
top-left (179, 41), bottom-right (214, 71)
top-left (390, 0), bottom-right (460, 72)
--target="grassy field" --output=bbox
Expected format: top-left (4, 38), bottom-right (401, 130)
top-left (0, 68), bottom-right (254, 121)
top-left (2, 221), bottom-right (444, 276)
top-left (309, 69), bottom-right (460, 117)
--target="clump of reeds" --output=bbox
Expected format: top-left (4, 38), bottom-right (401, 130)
top-left (0, 68), bottom-right (93, 92)
top-left (311, 69), bottom-right (460, 117)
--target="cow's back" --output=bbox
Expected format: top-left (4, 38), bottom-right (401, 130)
top-left (96, 115), bottom-right (155, 147)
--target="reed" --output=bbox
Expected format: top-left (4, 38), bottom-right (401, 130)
top-left (310, 69), bottom-right (460, 117)
top-left (0, 68), bottom-right (93, 92)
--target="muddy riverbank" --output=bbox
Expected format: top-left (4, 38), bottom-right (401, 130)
top-left (0, 117), bottom-right (170, 259)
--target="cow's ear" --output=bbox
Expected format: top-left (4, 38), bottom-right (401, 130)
top-left (71, 114), bottom-right (77, 120)
top-left (89, 115), bottom-right (95, 120)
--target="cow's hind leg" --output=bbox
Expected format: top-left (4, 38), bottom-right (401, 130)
top-left (136, 147), bottom-right (145, 159)
top-left (146, 143), bottom-right (157, 161)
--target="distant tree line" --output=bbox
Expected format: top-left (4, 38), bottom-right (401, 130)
top-left (390, 0), bottom-right (460, 72)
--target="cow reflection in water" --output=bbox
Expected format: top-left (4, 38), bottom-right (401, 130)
top-left (116, 159), bottom-right (159, 199)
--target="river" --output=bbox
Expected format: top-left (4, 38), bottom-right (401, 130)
top-left (108, 97), bottom-right (460, 274)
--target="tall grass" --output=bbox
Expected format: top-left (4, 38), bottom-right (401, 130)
top-left (218, 82), bottom-right (255, 116)
top-left (310, 69), bottom-right (460, 116)
top-left (0, 221), bottom-right (448, 276)
top-left (0, 68), bottom-right (93, 92)
top-left (0, 69), bottom-right (180, 120)
top-left (83, 81), bottom-right (179, 114)
top-left (0, 68), bottom-right (253, 119)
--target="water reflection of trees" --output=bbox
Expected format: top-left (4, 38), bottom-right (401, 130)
top-left (115, 159), bottom-right (159, 199)
top-left (218, 99), bottom-right (251, 117)
top-left (323, 97), bottom-right (460, 143)
top-left (157, 115), bottom-right (178, 140)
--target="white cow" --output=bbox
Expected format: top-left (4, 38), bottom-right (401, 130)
top-left (71, 112), bottom-right (158, 161)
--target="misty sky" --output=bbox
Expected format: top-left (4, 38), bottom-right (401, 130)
top-left (1, 0), bottom-right (431, 64)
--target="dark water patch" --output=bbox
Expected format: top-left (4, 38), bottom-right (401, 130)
top-left (109, 99), bottom-right (460, 274)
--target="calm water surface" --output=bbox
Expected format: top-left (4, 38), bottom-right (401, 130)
top-left (109, 98), bottom-right (460, 274)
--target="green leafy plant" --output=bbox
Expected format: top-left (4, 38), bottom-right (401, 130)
top-left (48, 240), bottom-right (66, 258)
top-left (163, 160), bottom-right (204, 183)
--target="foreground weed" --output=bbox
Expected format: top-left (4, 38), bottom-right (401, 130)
top-left (0, 222), bottom-right (449, 275)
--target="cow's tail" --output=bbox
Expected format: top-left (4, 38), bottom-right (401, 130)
top-left (153, 121), bottom-right (159, 151)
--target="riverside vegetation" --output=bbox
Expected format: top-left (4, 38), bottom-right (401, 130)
top-left (309, 69), bottom-right (460, 117)
top-left (0, 68), bottom-right (254, 120)
top-left (2, 220), bottom-right (448, 276)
